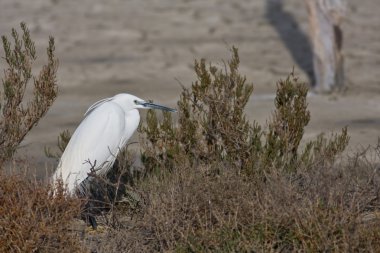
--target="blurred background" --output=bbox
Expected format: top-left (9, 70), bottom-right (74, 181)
top-left (0, 0), bottom-right (379, 171)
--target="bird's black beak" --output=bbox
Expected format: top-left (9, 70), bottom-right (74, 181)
top-left (138, 101), bottom-right (177, 112)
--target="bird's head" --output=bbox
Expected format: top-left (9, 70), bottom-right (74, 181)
top-left (118, 94), bottom-right (177, 112)
top-left (134, 99), bottom-right (177, 112)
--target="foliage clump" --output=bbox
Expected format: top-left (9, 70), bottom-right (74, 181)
top-left (0, 24), bottom-right (84, 252)
top-left (140, 47), bottom-right (349, 177)
top-left (0, 171), bottom-right (83, 253)
top-left (45, 129), bottom-right (71, 159)
top-left (0, 22), bottom-right (58, 167)
top-left (135, 153), bottom-right (380, 252)
top-left (127, 47), bottom-right (380, 252)
top-left (141, 48), bottom-right (258, 174)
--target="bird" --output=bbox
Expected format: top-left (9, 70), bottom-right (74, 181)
top-left (52, 93), bottom-right (176, 228)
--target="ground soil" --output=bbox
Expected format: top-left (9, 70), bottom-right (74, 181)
top-left (0, 0), bottom-right (379, 176)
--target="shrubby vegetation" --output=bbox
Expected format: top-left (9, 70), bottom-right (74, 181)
top-left (1, 24), bottom-right (379, 252)
top-left (130, 47), bottom-right (379, 252)
top-left (0, 173), bottom-right (83, 252)
top-left (0, 24), bottom-right (83, 252)
top-left (140, 48), bottom-right (349, 177)
top-left (0, 23), bottom-right (58, 166)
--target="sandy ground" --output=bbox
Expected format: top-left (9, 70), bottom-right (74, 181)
top-left (0, 0), bottom-right (379, 174)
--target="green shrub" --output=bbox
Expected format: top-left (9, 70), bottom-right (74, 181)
top-left (45, 129), bottom-right (71, 160)
top-left (128, 47), bottom-right (380, 252)
top-left (140, 47), bottom-right (258, 175)
top-left (139, 47), bottom-right (349, 178)
top-left (0, 22), bottom-right (58, 166)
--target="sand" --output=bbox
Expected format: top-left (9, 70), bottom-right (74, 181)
top-left (0, 0), bottom-right (379, 173)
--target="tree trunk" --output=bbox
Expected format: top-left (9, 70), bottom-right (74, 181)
top-left (305, 0), bottom-right (346, 92)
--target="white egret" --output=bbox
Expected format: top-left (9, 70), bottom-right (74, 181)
top-left (52, 93), bottom-right (176, 207)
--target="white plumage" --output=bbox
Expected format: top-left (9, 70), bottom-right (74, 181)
top-left (52, 93), bottom-right (176, 194)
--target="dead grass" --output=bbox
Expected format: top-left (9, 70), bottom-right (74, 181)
top-left (0, 171), bottom-right (84, 252)
top-left (100, 146), bottom-right (379, 252)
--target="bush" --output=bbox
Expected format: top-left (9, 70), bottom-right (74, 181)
top-left (136, 151), bottom-right (380, 252)
top-left (0, 24), bottom-right (84, 252)
top-left (139, 47), bottom-right (349, 178)
top-left (0, 22), bottom-right (58, 167)
top-left (129, 47), bottom-right (379, 252)
top-left (140, 47), bottom-right (257, 175)
top-left (0, 171), bottom-right (83, 252)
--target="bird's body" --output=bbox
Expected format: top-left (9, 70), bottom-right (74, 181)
top-left (52, 93), bottom-right (175, 195)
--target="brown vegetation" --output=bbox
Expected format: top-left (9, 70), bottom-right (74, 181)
top-left (0, 172), bottom-right (83, 252)
top-left (131, 153), bottom-right (380, 252)
top-left (0, 22), bottom-right (58, 167)
top-left (126, 47), bottom-right (379, 252)
top-left (0, 24), bottom-right (83, 253)
top-left (1, 23), bottom-right (379, 252)
top-left (86, 47), bottom-right (380, 252)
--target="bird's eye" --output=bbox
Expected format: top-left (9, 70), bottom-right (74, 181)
top-left (134, 100), bottom-right (138, 104)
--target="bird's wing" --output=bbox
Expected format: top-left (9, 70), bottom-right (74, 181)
top-left (84, 97), bottom-right (113, 117)
top-left (54, 102), bottom-right (126, 192)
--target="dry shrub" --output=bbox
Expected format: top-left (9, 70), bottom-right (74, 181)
top-left (139, 47), bottom-right (349, 178)
top-left (139, 167), bottom-right (256, 252)
top-left (0, 22), bottom-right (58, 167)
top-left (127, 47), bottom-right (380, 252)
top-left (125, 147), bottom-right (380, 252)
top-left (0, 24), bottom-right (85, 252)
top-left (140, 47), bottom-right (258, 174)
top-left (79, 147), bottom-right (139, 229)
top-left (0, 171), bottom-right (83, 252)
